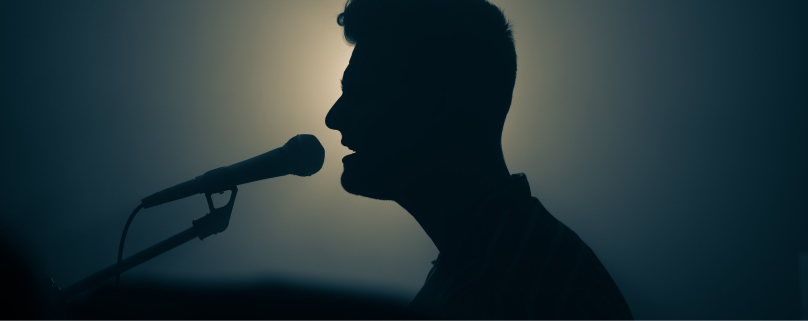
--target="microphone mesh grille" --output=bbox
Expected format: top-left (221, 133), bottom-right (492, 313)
top-left (284, 134), bottom-right (325, 176)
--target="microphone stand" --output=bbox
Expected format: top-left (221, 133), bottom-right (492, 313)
top-left (53, 187), bottom-right (239, 301)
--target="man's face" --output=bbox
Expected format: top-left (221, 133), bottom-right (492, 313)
top-left (325, 44), bottom-right (441, 200)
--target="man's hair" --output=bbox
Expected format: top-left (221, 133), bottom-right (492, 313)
top-left (337, 0), bottom-right (517, 136)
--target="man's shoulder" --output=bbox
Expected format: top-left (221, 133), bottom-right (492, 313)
top-left (458, 199), bottom-right (594, 290)
top-left (442, 198), bottom-right (633, 319)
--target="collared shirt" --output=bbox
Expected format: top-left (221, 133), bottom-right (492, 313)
top-left (409, 173), bottom-right (633, 319)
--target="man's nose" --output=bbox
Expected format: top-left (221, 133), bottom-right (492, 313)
top-left (325, 95), bottom-right (347, 131)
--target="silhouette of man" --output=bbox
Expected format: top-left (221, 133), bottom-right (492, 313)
top-left (326, 0), bottom-right (633, 319)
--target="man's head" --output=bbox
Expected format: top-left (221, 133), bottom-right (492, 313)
top-left (326, 0), bottom-right (517, 200)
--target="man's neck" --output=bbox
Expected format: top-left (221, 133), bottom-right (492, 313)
top-left (390, 152), bottom-right (511, 254)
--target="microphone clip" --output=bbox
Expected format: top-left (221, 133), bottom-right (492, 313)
top-left (192, 186), bottom-right (238, 240)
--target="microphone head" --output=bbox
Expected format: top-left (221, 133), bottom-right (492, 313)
top-left (284, 134), bottom-right (325, 176)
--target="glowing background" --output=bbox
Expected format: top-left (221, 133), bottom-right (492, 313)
top-left (1, 0), bottom-right (805, 319)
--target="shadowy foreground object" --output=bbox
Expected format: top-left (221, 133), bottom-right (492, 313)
top-left (0, 236), bottom-right (419, 319)
top-left (0, 239), bottom-right (41, 319)
top-left (65, 281), bottom-right (423, 319)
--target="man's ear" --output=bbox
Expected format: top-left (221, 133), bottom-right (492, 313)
top-left (429, 85), bottom-right (464, 130)
top-left (431, 84), bottom-right (489, 128)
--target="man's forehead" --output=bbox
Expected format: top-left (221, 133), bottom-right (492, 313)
top-left (342, 45), bottom-right (368, 84)
top-left (342, 43), bottom-right (407, 85)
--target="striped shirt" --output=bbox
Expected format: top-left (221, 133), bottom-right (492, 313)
top-left (409, 173), bottom-right (633, 319)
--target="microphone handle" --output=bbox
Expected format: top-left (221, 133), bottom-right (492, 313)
top-left (140, 144), bottom-right (290, 209)
top-left (141, 166), bottom-right (236, 208)
top-left (141, 175), bottom-right (204, 208)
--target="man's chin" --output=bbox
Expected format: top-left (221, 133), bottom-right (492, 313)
top-left (340, 168), bottom-right (394, 201)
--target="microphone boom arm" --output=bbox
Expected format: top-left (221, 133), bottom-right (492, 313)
top-left (56, 186), bottom-right (239, 301)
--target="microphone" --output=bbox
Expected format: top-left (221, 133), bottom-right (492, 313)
top-left (141, 134), bottom-right (325, 208)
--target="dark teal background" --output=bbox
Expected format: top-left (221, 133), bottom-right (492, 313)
top-left (1, 1), bottom-right (806, 318)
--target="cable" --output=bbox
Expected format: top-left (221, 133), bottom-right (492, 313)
top-left (116, 203), bottom-right (144, 286)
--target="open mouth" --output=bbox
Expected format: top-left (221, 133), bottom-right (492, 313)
top-left (342, 152), bottom-right (359, 166)
top-left (342, 143), bottom-right (359, 165)
top-left (342, 141), bottom-right (359, 154)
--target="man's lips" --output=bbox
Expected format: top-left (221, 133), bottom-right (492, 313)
top-left (342, 151), bottom-right (359, 166)
top-left (341, 138), bottom-right (360, 165)
top-left (341, 138), bottom-right (359, 152)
